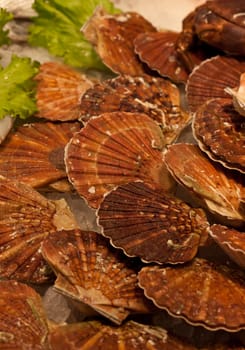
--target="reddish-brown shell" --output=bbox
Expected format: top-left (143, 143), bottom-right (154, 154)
top-left (97, 181), bottom-right (209, 264)
top-left (35, 62), bottom-right (94, 121)
top-left (79, 74), bottom-right (190, 144)
top-left (82, 7), bottom-right (156, 75)
top-left (186, 56), bottom-right (245, 113)
top-left (0, 121), bottom-right (80, 189)
top-left (41, 229), bottom-right (153, 325)
top-left (0, 280), bottom-right (50, 349)
top-left (0, 176), bottom-right (77, 283)
top-left (65, 111), bottom-right (174, 209)
top-left (49, 320), bottom-right (198, 350)
top-left (164, 143), bottom-right (245, 227)
top-left (138, 258), bottom-right (245, 331)
top-left (208, 224), bottom-right (245, 268)
top-left (193, 98), bottom-right (245, 173)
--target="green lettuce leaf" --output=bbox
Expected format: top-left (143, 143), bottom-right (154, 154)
top-left (28, 0), bottom-right (120, 70)
top-left (0, 8), bottom-right (13, 46)
top-left (0, 55), bottom-right (40, 120)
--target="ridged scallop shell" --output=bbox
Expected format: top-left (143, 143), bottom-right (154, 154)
top-left (65, 111), bottom-right (174, 209)
top-left (164, 143), bottom-right (245, 227)
top-left (49, 320), bottom-right (197, 350)
top-left (138, 258), bottom-right (245, 331)
top-left (186, 56), bottom-right (245, 113)
top-left (97, 181), bottom-right (209, 264)
top-left (35, 62), bottom-right (94, 121)
top-left (82, 7), bottom-right (156, 75)
top-left (41, 229), bottom-right (153, 324)
top-left (0, 280), bottom-right (49, 349)
top-left (193, 98), bottom-right (245, 173)
top-left (208, 224), bottom-right (245, 268)
top-left (0, 176), bottom-right (77, 283)
top-left (0, 121), bottom-right (80, 189)
top-left (79, 74), bottom-right (190, 144)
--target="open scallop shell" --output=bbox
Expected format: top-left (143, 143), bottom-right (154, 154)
top-left (82, 7), bottom-right (156, 75)
top-left (35, 62), bottom-right (94, 121)
top-left (79, 74), bottom-right (190, 144)
top-left (164, 143), bottom-right (245, 227)
top-left (97, 181), bottom-right (209, 264)
top-left (49, 320), bottom-right (197, 350)
top-left (193, 98), bottom-right (245, 173)
top-left (0, 280), bottom-right (49, 349)
top-left (41, 229), bottom-right (153, 324)
top-left (0, 176), bottom-right (78, 283)
top-left (186, 56), bottom-right (245, 113)
top-left (65, 111), bottom-right (174, 209)
top-left (138, 257), bottom-right (245, 331)
top-left (208, 224), bottom-right (245, 268)
top-left (0, 121), bottom-right (80, 189)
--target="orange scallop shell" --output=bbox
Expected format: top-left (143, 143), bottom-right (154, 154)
top-left (138, 258), bottom-right (245, 331)
top-left (65, 111), bottom-right (174, 208)
top-left (35, 62), bottom-right (94, 121)
top-left (41, 229), bottom-right (153, 324)
top-left (82, 7), bottom-right (156, 75)
top-left (0, 121), bottom-right (80, 189)
top-left (97, 181), bottom-right (209, 264)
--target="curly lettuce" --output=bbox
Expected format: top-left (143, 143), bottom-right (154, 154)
top-left (0, 8), bottom-right (13, 46)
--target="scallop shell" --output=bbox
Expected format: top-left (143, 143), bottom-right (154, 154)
top-left (79, 74), bottom-right (190, 144)
top-left (193, 98), bottom-right (245, 173)
top-left (41, 229), bottom-right (153, 324)
top-left (65, 111), bottom-right (174, 209)
top-left (0, 121), bottom-right (80, 189)
top-left (35, 62), bottom-right (94, 121)
top-left (138, 258), bottom-right (245, 331)
top-left (225, 72), bottom-right (245, 117)
top-left (0, 176), bottom-right (77, 283)
top-left (186, 56), bottom-right (245, 113)
top-left (97, 181), bottom-right (209, 264)
top-left (0, 280), bottom-right (49, 349)
top-left (82, 7), bottom-right (156, 75)
top-left (49, 320), bottom-right (197, 350)
top-left (164, 143), bottom-right (245, 227)
top-left (208, 224), bottom-right (245, 268)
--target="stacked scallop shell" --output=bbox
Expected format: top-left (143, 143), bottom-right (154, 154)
top-left (0, 2), bottom-right (244, 349)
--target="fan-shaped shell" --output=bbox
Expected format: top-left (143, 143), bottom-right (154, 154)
top-left (49, 320), bottom-right (198, 350)
top-left (41, 229), bottom-right (153, 324)
top-left (0, 121), bottom-right (80, 189)
top-left (0, 280), bottom-right (49, 349)
top-left (138, 258), bottom-right (245, 331)
top-left (193, 98), bottom-right (245, 173)
top-left (208, 224), bottom-right (245, 268)
top-left (79, 74), bottom-right (190, 144)
top-left (164, 143), bottom-right (245, 227)
top-left (82, 7), bottom-right (156, 75)
top-left (97, 181), bottom-right (209, 264)
top-left (186, 56), bottom-right (245, 113)
top-left (35, 62), bottom-right (94, 121)
top-left (0, 176), bottom-right (77, 283)
top-left (65, 111), bottom-right (174, 208)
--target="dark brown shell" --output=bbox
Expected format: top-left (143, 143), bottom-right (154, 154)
top-left (97, 181), bottom-right (209, 264)
top-left (186, 56), bottom-right (245, 113)
top-left (0, 121), bottom-right (80, 189)
top-left (49, 320), bottom-right (198, 350)
top-left (41, 229), bottom-right (153, 325)
top-left (138, 258), bottom-right (245, 331)
top-left (65, 111), bottom-right (174, 209)
top-left (0, 280), bottom-right (49, 349)
top-left (164, 143), bottom-right (245, 227)
top-left (208, 224), bottom-right (245, 268)
top-left (193, 98), bottom-right (245, 173)
top-left (35, 62), bottom-right (94, 121)
top-left (206, 0), bottom-right (245, 27)
top-left (82, 7), bottom-right (156, 75)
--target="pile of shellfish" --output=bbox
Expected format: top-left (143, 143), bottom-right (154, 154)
top-left (0, 1), bottom-right (244, 349)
